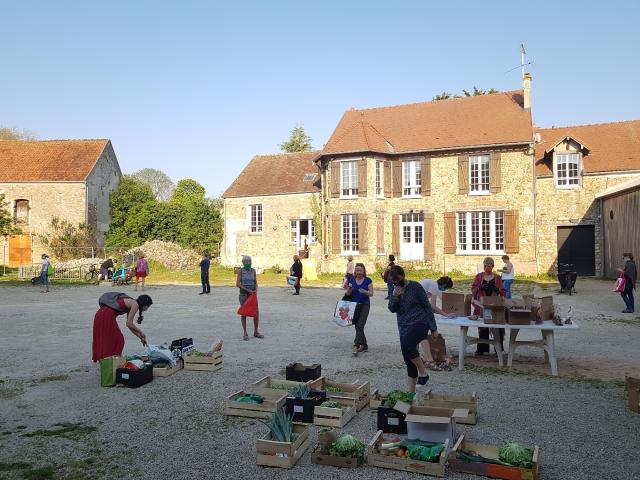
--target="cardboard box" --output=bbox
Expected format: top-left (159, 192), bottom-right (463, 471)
top-left (524, 295), bottom-right (555, 322)
top-left (450, 435), bottom-right (539, 480)
top-left (508, 309), bottom-right (533, 325)
top-left (441, 293), bottom-right (472, 316)
top-left (311, 430), bottom-right (363, 468)
top-left (477, 297), bottom-right (507, 324)
top-left (420, 389), bottom-right (478, 425)
top-left (428, 334), bottom-right (447, 363)
top-left (393, 401), bottom-right (467, 444)
top-left (626, 376), bottom-right (640, 413)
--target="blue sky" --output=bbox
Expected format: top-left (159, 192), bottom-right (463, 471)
top-left (2, 1), bottom-right (639, 196)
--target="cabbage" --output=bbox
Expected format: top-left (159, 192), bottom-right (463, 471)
top-left (498, 442), bottom-right (534, 468)
top-left (328, 434), bottom-right (366, 459)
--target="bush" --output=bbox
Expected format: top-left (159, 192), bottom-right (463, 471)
top-left (39, 217), bottom-right (95, 260)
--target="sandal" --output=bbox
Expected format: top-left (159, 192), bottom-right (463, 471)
top-left (243, 334), bottom-right (249, 341)
top-left (422, 359), bottom-right (442, 371)
top-left (254, 333), bottom-right (264, 339)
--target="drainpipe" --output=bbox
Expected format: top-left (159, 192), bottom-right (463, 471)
top-left (532, 147), bottom-right (539, 276)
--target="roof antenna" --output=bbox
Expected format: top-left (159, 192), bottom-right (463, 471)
top-left (505, 43), bottom-right (535, 77)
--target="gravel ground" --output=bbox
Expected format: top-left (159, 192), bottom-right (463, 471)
top-left (1, 280), bottom-right (639, 480)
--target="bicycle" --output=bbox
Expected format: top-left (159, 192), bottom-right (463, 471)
top-left (85, 264), bottom-right (100, 284)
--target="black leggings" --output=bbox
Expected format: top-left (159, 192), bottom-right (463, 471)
top-left (353, 303), bottom-right (370, 347)
top-left (400, 324), bottom-right (428, 378)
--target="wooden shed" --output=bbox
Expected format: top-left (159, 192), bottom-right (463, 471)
top-left (597, 177), bottom-right (640, 278)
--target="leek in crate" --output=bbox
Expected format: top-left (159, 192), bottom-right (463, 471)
top-left (261, 409), bottom-right (295, 442)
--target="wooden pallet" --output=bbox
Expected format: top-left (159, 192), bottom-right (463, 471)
top-left (420, 389), bottom-right (478, 425)
top-left (313, 397), bottom-right (356, 428)
top-left (183, 351), bottom-right (223, 372)
top-left (309, 377), bottom-right (370, 411)
top-left (367, 430), bottom-right (450, 477)
top-left (152, 360), bottom-right (183, 378)
top-left (256, 423), bottom-right (310, 469)
top-left (224, 390), bottom-right (287, 419)
top-left (450, 435), bottom-right (539, 480)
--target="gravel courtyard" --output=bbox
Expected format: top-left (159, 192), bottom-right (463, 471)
top-left (1, 280), bottom-right (639, 479)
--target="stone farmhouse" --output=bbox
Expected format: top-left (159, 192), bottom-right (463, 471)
top-left (222, 75), bottom-right (640, 276)
top-left (0, 139), bottom-right (121, 265)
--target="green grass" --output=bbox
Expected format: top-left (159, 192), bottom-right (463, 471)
top-left (0, 462), bottom-right (31, 472)
top-left (23, 423), bottom-right (96, 440)
top-left (609, 317), bottom-right (640, 326)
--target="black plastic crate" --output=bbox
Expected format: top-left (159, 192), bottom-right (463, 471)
top-left (170, 337), bottom-right (194, 359)
top-left (116, 366), bottom-right (153, 388)
top-left (285, 363), bottom-right (321, 382)
top-left (285, 390), bottom-right (327, 423)
top-left (377, 405), bottom-right (407, 434)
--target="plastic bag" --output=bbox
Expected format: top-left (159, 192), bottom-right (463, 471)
top-left (145, 344), bottom-right (176, 368)
top-left (613, 274), bottom-right (626, 293)
top-left (287, 276), bottom-right (298, 286)
top-left (342, 277), bottom-right (350, 289)
top-left (237, 293), bottom-right (258, 317)
top-left (334, 300), bottom-right (357, 327)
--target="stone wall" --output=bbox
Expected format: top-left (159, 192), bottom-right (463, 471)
top-left (221, 192), bottom-right (319, 270)
top-left (86, 141), bottom-right (122, 245)
top-left (320, 148), bottom-right (538, 276)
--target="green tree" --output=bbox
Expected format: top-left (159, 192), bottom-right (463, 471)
top-left (433, 92), bottom-right (453, 101)
top-left (434, 88), bottom-right (498, 100)
top-left (0, 127), bottom-right (36, 140)
top-left (279, 124), bottom-right (313, 153)
top-left (40, 217), bottom-right (95, 260)
top-left (0, 193), bottom-right (21, 235)
top-left (105, 176), bottom-right (156, 248)
top-left (172, 179), bottom-right (206, 203)
top-left (131, 168), bottom-right (175, 201)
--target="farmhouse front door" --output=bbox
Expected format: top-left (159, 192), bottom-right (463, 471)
top-left (400, 213), bottom-right (424, 261)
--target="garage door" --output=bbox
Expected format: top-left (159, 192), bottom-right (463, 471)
top-left (557, 226), bottom-right (595, 276)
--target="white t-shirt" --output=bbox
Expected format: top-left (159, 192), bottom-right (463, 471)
top-left (419, 279), bottom-right (441, 303)
top-left (501, 262), bottom-right (515, 280)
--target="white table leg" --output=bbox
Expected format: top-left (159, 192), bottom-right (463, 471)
top-left (458, 326), bottom-right (468, 371)
top-left (490, 328), bottom-right (504, 367)
top-left (543, 330), bottom-right (558, 376)
top-left (507, 328), bottom-right (519, 367)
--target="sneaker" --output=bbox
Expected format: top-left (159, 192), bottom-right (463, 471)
top-left (199, 292), bottom-right (205, 295)
top-left (352, 345), bottom-right (359, 357)
top-left (417, 375), bottom-right (430, 386)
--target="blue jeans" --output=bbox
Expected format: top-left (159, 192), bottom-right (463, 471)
top-left (621, 284), bottom-right (635, 312)
top-left (503, 279), bottom-right (514, 299)
top-left (40, 272), bottom-right (49, 287)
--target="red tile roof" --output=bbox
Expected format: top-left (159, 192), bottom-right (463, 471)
top-left (223, 151), bottom-right (321, 198)
top-left (322, 91), bottom-right (532, 156)
top-left (0, 139), bottom-right (110, 182)
top-left (535, 120), bottom-right (640, 176)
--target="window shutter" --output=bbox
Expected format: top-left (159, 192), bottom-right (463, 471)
top-left (358, 214), bottom-right (368, 253)
top-left (331, 215), bottom-right (342, 254)
top-left (458, 155), bottom-right (469, 194)
top-left (424, 213), bottom-right (435, 259)
top-left (490, 152), bottom-right (501, 193)
top-left (444, 212), bottom-right (456, 254)
top-left (384, 160), bottom-right (392, 198)
top-left (358, 158), bottom-right (367, 197)
top-left (393, 162), bottom-right (403, 197)
top-left (376, 214), bottom-right (385, 254)
top-left (330, 162), bottom-right (340, 198)
top-left (392, 214), bottom-right (400, 255)
top-left (505, 210), bottom-right (519, 253)
top-left (422, 157), bottom-right (431, 196)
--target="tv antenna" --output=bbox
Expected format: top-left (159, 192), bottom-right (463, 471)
top-left (505, 43), bottom-right (535, 78)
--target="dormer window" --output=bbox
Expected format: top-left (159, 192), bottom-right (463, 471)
top-left (555, 153), bottom-right (581, 189)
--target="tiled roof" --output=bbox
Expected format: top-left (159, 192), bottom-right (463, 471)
top-left (223, 151), bottom-right (321, 198)
top-left (0, 139), bottom-right (109, 182)
top-left (535, 120), bottom-right (640, 176)
top-left (322, 91), bottom-right (532, 156)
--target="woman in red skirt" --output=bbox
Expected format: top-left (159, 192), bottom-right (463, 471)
top-left (92, 292), bottom-right (153, 362)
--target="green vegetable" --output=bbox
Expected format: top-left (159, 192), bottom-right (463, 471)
top-left (406, 444), bottom-right (444, 462)
top-left (260, 409), bottom-right (294, 442)
top-left (457, 451), bottom-right (511, 466)
top-left (320, 401), bottom-right (341, 409)
top-left (190, 350), bottom-right (205, 357)
top-left (153, 362), bottom-right (169, 369)
top-left (288, 384), bottom-right (311, 399)
top-left (325, 386), bottom-right (343, 393)
top-left (270, 383), bottom-right (292, 390)
top-left (383, 390), bottom-right (416, 407)
top-left (328, 434), bottom-right (366, 459)
top-left (236, 394), bottom-right (264, 404)
top-left (498, 442), bottom-right (534, 468)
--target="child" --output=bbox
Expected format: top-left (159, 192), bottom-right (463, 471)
top-left (134, 253), bottom-right (149, 292)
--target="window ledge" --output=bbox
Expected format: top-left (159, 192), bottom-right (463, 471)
top-left (555, 185), bottom-right (582, 190)
top-left (340, 251), bottom-right (360, 256)
top-left (340, 196), bottom-right (359, 200)
top-left (401, 195), bottom-right (422, 199)
top-left (468, 191), bottom-right (491, 196)
top-left (455, 251), bottom-right (505, 256)
top-left (248, 232), bottom-right (264, 236)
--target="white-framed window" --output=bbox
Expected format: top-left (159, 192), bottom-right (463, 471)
top-left (456, 210), bottom-right (504, 254)
top-left (403, 160), bottom-right (422, 197)
top-left (249, 204), bottom-right (263, 233)
top-left (341, 161), bottom-right (359, 198)
top-left (375, 160), bottom-right (384, 197)
top-left (14, 199), bottom-right (29, 225)
top-left (290, 220), bottom-right (297, 243)
top-left (469, 154), bottom-right (490, 194)
top-left (341, 214), bottom-right (359, 253)
top-left (555, 153), bottom-right (581, 188)
top-left (310, 221), bottom-right (316, 243)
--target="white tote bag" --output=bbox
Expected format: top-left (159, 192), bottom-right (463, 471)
top-left (334, 300), bottom-right (357, 327)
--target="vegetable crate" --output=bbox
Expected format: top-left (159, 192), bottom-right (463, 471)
top-left (367, 430), bottom-right (450, 477)
top-left (256, 423), bottom-right (310, 469)
top-left (152, 359), bottom-right (183, 378)
top-left (252, 375), bottom-right (309, 392)
top-left (313, 397), bottom-right (357, 428)
top-left (311, 428), bottom-right (363, 468)
top-left (285, 391), bottom-right (327, 423)
top-left (225, 390), bottom-right (287, 419)
top-left (286, 362), bottom-right (321, 382)
top-left (420, 389), bottom-right (478, 425)
top-left (450, 435), bottom-right (539, 480)
top-left (309, 377), bottom-right (371, 411)
top-left (183, 350), bottom-right (223, 372)
top-left (626, 376), bottom-right (640, 413)
top-left (370, 389), bottom-right (417, 410)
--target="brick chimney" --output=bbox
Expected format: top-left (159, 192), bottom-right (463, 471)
top-left (523, 72), bottom-right (532, 110)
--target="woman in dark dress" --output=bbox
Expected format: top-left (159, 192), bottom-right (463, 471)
top-left (471, 257), bottom-right (506, 354)
top-left (290, 255), bottom-right (303, 295)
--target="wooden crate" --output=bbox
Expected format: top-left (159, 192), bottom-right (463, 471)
top-left (183, 351), bottom-right (223, 372)
top-left (626, 376), bottom-right (640, 413)
top-left (224, 390), bottom-right (287, 419)
top-left (420, 389), bottom-right (478, 425)
top-left (313, 397), bottom-right (357, 428)
top-left (256, 423), bottom-right (310, 469)
top-left (309, 377), bottom-right (370, 411)
top-left (370, 389), bottom-right (385, 410)
top-left (312, 444), bottom-right (364, 468)
top-left (449, 435), bottom-right (539, 480)
top-left (152, 360), bottom-right (183, 378)
top-left (367, 430), bottom-right (450, 477)
top-left (252, 375), bottom-right (308, 392)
